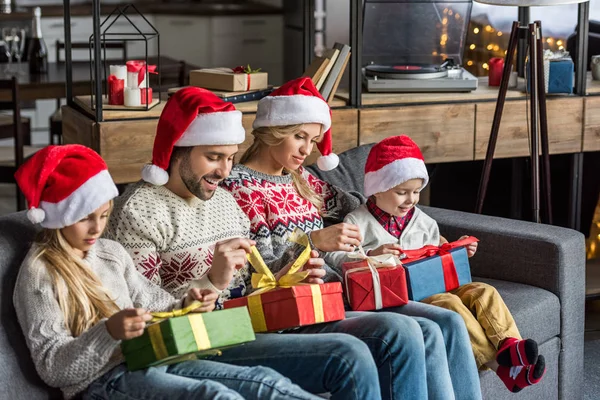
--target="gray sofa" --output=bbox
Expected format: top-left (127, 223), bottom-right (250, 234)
top-left (0, 144), bottom-right (585, 399)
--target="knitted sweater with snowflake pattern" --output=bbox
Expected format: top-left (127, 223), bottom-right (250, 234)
top-left (221, 164), bottom-right (361, 280)
top-left (106, 181), bottom-right (251, 305)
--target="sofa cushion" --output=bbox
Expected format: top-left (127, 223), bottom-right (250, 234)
top-left (0, 212), bottom-right (59, 399)
top-left (475, 277), bottom-right (560, 344)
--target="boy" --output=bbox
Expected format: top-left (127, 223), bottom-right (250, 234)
top-left (339, 135), bottom-right (546, 393)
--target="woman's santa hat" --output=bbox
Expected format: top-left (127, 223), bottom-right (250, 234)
top-left (253, 77), bottom-right (338, 171)
top-left (14, 145), bottom-right (119, 229)
top-left (142, 87), bottom-right (245, 185)
top-left (364, 135), bottom-right (429, 197)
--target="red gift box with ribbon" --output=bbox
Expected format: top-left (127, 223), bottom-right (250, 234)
top-left (189, 67), bottom-right (268, 92)
top-left (401, 236), bottom-right (478, 301)
top-left (108, 75), bottom-right (124, 105)
top-left (342, 251), bottom-right (408, 311)
top-left (126, 60), bottom-right (158, 88)
top-left (223, 230), bottom-right (345, 332)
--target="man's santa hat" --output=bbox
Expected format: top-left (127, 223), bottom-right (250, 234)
top-left (142, 87), bottom-right (245, 185)
top-left (253, 77), bottom-right (338, 171)
top-left (14, 145), bottom-right (119, 229)
top-left (364, 135), bottom-right (429, 197)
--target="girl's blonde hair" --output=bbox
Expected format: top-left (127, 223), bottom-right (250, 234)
top-left (33, 203), bottom-right (120, 337)
top-left (240, 124), bottom-right (324, 212)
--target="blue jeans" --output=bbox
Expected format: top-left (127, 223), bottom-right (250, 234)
top-left (294, 311), bottom-right (431, 400)
top-left (83, 360), bottom-right (320, 400)
top-left (208, 332), bottom-right (381, 400)
top-left (388, 301), bottom-right (482, 400)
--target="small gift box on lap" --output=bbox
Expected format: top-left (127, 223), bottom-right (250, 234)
top-left (121, 304), bottom-right (255, 371)
top-left (401, 236), bottom-right (478, 302)
top-left (224, 229), bottom-right (345, 332)
top-left (342, 249), bottom-right (408, 311)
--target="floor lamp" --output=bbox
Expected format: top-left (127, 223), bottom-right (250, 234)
top-left (474, 0), bottom-right (588, 224)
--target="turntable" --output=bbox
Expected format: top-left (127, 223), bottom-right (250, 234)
top-left (362, 0), bottom-right (478, 93)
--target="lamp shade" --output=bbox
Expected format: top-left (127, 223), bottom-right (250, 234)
top-left (474, 0), bottom-right (587, 5)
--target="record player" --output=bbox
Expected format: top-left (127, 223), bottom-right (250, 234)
top-left (362, 0), bottom-right (478, 93)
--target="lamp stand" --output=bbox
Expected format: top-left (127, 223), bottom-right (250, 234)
top-left (475, 20), bottom-right (552, 224)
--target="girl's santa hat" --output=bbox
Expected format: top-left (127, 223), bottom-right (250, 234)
top-left (252, 77), bottom-right (338, 171)
top-left (364, 135), bottom-right (429, 197)
top-left (14, 145), bottom-right (119, 229)
top-left (142, 87), bottom-right (245, 185)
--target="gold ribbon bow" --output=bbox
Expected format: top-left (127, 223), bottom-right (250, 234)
top-left (150, 300), bottom-right (203, 323)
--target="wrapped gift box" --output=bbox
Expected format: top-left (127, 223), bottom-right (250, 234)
top-left (190, 68), bottom-right (269, 92)
top-left (401, 237), bottom-right (477, 301)
top-left (121, 307), bottom-right (255, 371)
top-left (224, 282), bottom-right (345, 332)
top-left (342, 257), bottom-right (408, 311)
top-left (526, 52), bottom-right (574, 94)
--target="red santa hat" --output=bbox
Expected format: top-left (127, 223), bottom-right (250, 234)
top-left (14, 145), bottom-right (119, 229)
top-left (252, 77), bottom-right (338, 171)
top-left (364, 135), bottom-right (429, 197)
top-left (142, 86), bottom-right (245, 185)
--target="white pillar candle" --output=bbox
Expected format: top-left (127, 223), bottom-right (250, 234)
top-left (109, 65), bottom-right (127, 80)
top-left (127, 71), bottom-right (149, 89)
top-left (124, 87), bottom-right (141, 107)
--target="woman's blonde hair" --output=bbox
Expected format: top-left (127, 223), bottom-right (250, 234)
top-left (33, 203), bottom-right (120, 337)
top-left (240, 124), bottom-right (324, 212)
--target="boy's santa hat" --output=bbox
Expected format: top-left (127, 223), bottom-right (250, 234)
top-left (142, 87), bottom-right (245, 185)
top-left (14, 145), bottom-right (119, 229)
top-left (364, 135), bottom-right (429, 197)
top-left (253, 77), bottom-right (338, 171)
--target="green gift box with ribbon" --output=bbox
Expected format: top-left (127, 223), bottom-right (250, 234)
top-left (121, 307), bottom-right (256, 371)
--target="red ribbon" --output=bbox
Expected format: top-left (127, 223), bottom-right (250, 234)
top-left (401, 236), bottom-right (478, 292)
top-left (232, 65), bottom-right (251, 90)
top-left (126, 60), bottom-right (158, 87)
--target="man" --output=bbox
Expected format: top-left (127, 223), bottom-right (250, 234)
top-left (108, 87), bottom-right (440, 400)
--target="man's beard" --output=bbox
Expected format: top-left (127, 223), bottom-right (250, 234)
top-left (179, 155), bottom-right (222, 201)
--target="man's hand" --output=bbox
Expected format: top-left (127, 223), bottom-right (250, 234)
top-left (459, 235), bottom-right (478, 257)
top-left (208, 238), bottom-right (255, 290)
top-left (106, 308), bottom-right (152, 340)
top-left (184, 288), bottom-right (219, 313)
top-left (275, 250), bottom-right (327, 284)
top-left (310, 223), bottom-right (362, 253)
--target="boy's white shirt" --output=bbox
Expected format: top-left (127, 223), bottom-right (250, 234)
top-left (325, 204), bottom-right (440, 268)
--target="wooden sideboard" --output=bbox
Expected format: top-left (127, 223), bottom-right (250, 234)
top-left (63, 75), bottom-right (600, 184)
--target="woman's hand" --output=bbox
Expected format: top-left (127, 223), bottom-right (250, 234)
top-left (368, 243), bottom-right (403, 257)
top-left (184, 288), bottom-right (218, 313)
top-left (459, 235), bottom-right (478, 257)
top-left (275, 250), bottom-right (326, 284)
top-left (106, 308), bottom-right (152, 340)
top-left (310, 223), bottom-right (362, 253)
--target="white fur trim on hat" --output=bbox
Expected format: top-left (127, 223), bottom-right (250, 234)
top-left (317, 153), bottom-right (339, 171)
top-left (39, 170), bottom-right (119, 229)
top-left (364, 157), bottom-right (429, 197)
top-left (141, 163), bottom-right (169, 186)
top-left (175, 110), bottom-right (245, 147)
top-left (253, 95), bottom-right (331, 132)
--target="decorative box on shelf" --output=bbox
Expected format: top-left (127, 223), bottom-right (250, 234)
top-left (190, 66), bottom-right (269, 92)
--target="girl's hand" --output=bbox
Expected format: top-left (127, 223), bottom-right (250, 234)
top-left (106, 308), bottom-right (152, 340)
top-left (310, 223), bottom-right (362, 253)
top-left (185, 288), bottom-right (218, 313)
top-left (459, 235), bottom-right (478, 257)
top-left (275, 250), bottom-right (327, 284)
top-left (368, 243), bottom-right (403, 257)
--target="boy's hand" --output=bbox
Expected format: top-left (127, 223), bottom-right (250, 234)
top-left (459, 235), bottom-right (478, 257)
top-left (106, 308), bottom-right (152, 340)
top-left (310, 223), bottom-right (362, 252)
top-left (275, 250), bottom-right (326, 284)
top-left (369, 243), bottom-right (403, 257)
top-left (184, 288), bottom-right (218, 313)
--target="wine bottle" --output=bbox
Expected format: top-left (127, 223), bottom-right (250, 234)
top-left (27, 7), bottom-right (48, 74)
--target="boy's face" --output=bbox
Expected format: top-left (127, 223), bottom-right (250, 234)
top-left (373, 178), bottom-right (424, 217)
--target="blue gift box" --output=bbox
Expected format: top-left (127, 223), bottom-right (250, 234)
top-left (403, 247), bottom-right (472, 301)
top-left (526, 59), bottom-right (574, 94)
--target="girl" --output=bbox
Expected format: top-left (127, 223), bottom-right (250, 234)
top-left (13, 144), bottom-right (322, 400)
top-left (222, 77), bottom-right (482, 400)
